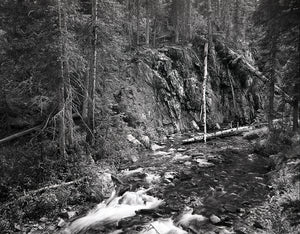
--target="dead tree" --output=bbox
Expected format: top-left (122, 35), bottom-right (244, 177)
top-left (87, 0), bottom-right (98, 144)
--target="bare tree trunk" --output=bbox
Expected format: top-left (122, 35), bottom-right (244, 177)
top-left (222, 0), bottom-right (231, 41)
top-left (268, 72), bottom-right (275, 130)
top-left (292, 99), bottom-right (299, 131)
top-left (186, 0), bottom-right (192, 41)
top-left (87, 0), bottom-right (98, 144)
top-left (268, 34), bottom-right (278, 130)
top-left (175, 17), bottom-right (179, 43)
top-left (241, 5), bottom-right (247, 43)
top-left (174, 0), bottom-right (179, 43)
top-left (233, 0), bottom-right (240, 44)
top-left (82, 63), bottom-right (90, 120)
top-left (207, 0), bottom-right (213, 49)
top-left (153, 17), bottom-right (157, 47)
top-left (145, 0), bottom-right (150, 46)
top-left (136, 0), bottom-right (140, 46)
top-left (127, 0), bottom-right (133, 47)
top-left (203, 42), bottom-right (208, 143)
top-left (58, 0), bottom-right (65, 156)
top-left (217, 0), bottom-right (221, 19)
top-left (62, 6), bottom-right (73, 146)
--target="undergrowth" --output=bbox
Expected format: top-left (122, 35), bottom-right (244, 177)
top-left (0, 106), bottom-right (142, 232)
top-left (259, 128), bottom-right (300, 233)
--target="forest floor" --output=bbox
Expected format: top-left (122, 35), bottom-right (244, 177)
top-left (10, 134), bottom-right (300, 234)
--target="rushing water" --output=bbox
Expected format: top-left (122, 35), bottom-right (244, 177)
top-left (63, 135), bottom-right (272, 234)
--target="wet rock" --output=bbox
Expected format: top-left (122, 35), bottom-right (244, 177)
top-left (178, 211), bottom-right (208, 231)
top-left (127, 134), bottom-right (142, 145)
top-left (191, 152), bottom-right (204, 157)
top-left (145, 173), bottom-right (161, 184)
top-left (14, 223), bottom-right (22, 231)
top-left (258, 139), bottom-right (267, 148)
top-left (173, 153), bottom-right (191, 161)
top-left (66, 211), bottom-right (76, 219)
top-left (196, 158), bottom-right (215, 167)
top-left (57, 218), bottom-right (66, 228)
top-left (60, 210), bottom-right (77, 220)
top-left (130, 155), bottom-right (138, 162)
top-left (153, 151), bottom-right (171, 156)
top-left (164, 171), bottom-right (177, 181)
top-left (140, 135), bottom-right (151, 148)
top-left (48, 225), bottom-right (56, 231)
top-left (151, 144), bottom-right (165, 151)
top-left (210, 214), bottom-right (221, 224)
top-left (177, 148), bottom-right (187, 152)
top-left (39, 217), bottom-right (48, 222)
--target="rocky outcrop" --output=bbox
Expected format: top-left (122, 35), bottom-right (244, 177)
top-left (114, 41), bottom-right (263, 135)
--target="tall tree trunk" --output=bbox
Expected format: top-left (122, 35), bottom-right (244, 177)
top-left (175, 17), bottom-right (179, 43)
top-left (203, 42), bottom-right (208, 143)
top-left (233, 0), bottom-right (240, 43)
top-left (58, 0), bottom-right (66, 156)
top-left (217, 0), bottom-right (221, 19)
top-left (222, 0), bottom-right (231, 41)
top-left (207, 0), bottom-right (213, 49)
top-left (293, 31), bottom-right (300, 131)
top-left (186, 0), bottom-right (192, 41)
top-left (153, 17), bottom-right (157, 47)
top-left (82, 63), bottom-right (90, 120)
top-left (62, 6), bottom-right (73, 146)
top-left (292, 99), bottom-right (299, 131)
top-left (145, 0), bottom-right (150, 46)
top-left (127, 0), bottom-right (133, 47)
top-left (241, 4), bottom-right (246, 43)
top-left (87, 0), bottom-right (98, 144)
top-left (174, 0), bottom-right (179, 43)
top-left (136, 0), bottom-right (140, 46)
top-left (268, 38), bottom-right (277, 130)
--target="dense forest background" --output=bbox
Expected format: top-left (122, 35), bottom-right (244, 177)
top-left (0, 0), bottom-right (299, 233)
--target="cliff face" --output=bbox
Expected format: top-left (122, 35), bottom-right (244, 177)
top-left (113, 42), bottom-right (262, 135)
top-left (1, 40), bottom-right (262, 138)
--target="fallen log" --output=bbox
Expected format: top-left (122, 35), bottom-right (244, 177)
top-left (25, 177), bottom-right (87, 195)
top-left (0, 125), bottom-right (42, 145)
top-left (1, 177), bottom-right (87, 209)
top-left (243, 126), bottom-right (269, 140)
top-left (214, 39), bottom-right (293, 103)
top-left (182, 126), bottom-right (253, 144)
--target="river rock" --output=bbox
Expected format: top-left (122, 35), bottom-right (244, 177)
top-left (39, 217), bottom-right (48, 222)
top-left (173, 153), bottom-right (191, 161)
top-left (127, 134), bottom-right (142, 145)
top-left (210, 214), bottom-right (221, 224)
top-left (151, 143), bottom-right (165, 151)
top-left (140, 135), bottom-right (151, 148)
top-left (177, 148), bottom-right (187, 152)
top-left (57, 218), bottom-right (66, 228)
top-left (196, 158), bottom-right (215, 167)
top-left (164, 171), bottom-right (176, 181)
